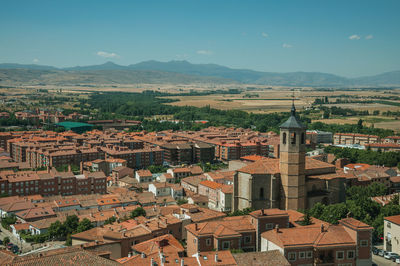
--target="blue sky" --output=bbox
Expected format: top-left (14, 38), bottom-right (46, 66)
top-left (0, 0), bottom-right (399, 77)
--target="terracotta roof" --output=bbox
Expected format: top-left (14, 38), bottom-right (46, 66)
top-left (197, 250), bottom-right (237, 266)
top-left (132, 234), bottom-right (184, 256)
top-left (136, 169), bottom-right (152, 176)
top-left (240, 155), bottom-right (267, 162)
top-left (6, 246), bottom-right (119, 265)
top-left (186, 216), bottom-right (255, 237)
top-left (15, 206), bottom-right (56, 220)
top-left (385, 215), bottom-right (400, 225)
top-left (261, 224), bottom-right (356, 249)
top-left (199, 180), bottom-right (223, 190)
top-left (233, 250), bottom-right (290, 266)
top-left (11, 223), bottom-right (30, 231)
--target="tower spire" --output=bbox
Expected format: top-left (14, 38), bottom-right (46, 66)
top-left (291, 91), bottom-right (296, 116)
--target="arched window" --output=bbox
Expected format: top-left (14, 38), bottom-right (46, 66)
top-left (259, 188), bottom-right (264, 199)
top-left (301, 133), bottom-right (305, 144)
top-left (291, 132), bottom-right (296, 144)
top-left (282, 133), bottom-right (287, 144)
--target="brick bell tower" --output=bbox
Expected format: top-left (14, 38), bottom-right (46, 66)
top-left (279, 98), bottom-right (306, 210)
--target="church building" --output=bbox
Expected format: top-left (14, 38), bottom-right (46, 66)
top-left (233, 102), bottom-right (346, 211)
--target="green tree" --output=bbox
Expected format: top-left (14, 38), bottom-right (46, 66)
top-left (76, 218), bottom-right (93, 233)
top-left (104, 216), bottom-right (117, 225)
top-left (1, 214), bottom-right (17, 230)
top-left (130, 207), bottom-right (146, 218)
top-left (48, 220), bottom-right (66, 240)
top-left (299, 210), bottom-right (312, 225)
top-left (64, 215), bottom-right (79, 234)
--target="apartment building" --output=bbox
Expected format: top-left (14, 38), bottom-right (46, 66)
top-left (261, 217), bottom-right (373, 266)
top-left (384, 215), bottom-right (400, 253)
top-left (333, 133), bottom-right (380, 145)
top-left (185, 208), bottom-right (290, 256)
top-left (0, 168), bottom-right (106, 197)
top-left (383, 136), bottom-right (400, 144)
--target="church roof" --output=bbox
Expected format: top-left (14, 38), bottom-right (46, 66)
top-left (280, 100), bottom-right (306, 129)
top-left (237, 157), bottom-right (336, 175)
top-left (280, 115), bottom-right (306, 129)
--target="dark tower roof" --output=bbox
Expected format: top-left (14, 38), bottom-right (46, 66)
top-left (280, 99), bottom-right (306, 129)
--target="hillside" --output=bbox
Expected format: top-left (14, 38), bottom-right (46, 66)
top-left (0, 68), bottom-right (233, 86)
top-left (0, 61), bottom-right (399, 86)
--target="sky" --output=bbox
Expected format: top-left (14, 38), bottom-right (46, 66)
top-left (0, 0), bottom-right (399, 77)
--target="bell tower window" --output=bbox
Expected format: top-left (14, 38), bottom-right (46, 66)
top-left (259, 188), bottom-right (264, 199)
top-left (301, 133), bottom-right (305, 144)
top-left (282, 132), bottom-right (287, 144)
top-left (291, 132), bottom-right (296, 144)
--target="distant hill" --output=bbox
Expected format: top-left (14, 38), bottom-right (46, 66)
top-left (0, 69), bottom-right (233, 86)
top-left (0, 60), bottom-right (398, 86)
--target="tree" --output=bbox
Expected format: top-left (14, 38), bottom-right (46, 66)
top-left (48, 220), bottom-right (66, 240)
top-left (1, 214), bottom-right (17, 230)
top-left (104, 216), bottom-right (117, 225)
top-left (177, 199), bottom-right (188, 205)
top-left (357, 119), bottom-right (363, 129)
top-left (299, 210), bottom-right (312, 225)
top-left (130, 207), bottom-right (146, 218)
top-left (3, 237), bottom-right (10, 245)
top-left (76, 218), bottom-right (93, 233)
top-left (64, 215), bottom-right (79, 234)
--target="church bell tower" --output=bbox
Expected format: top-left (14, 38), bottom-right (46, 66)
top-left (279, 99), bottom-right (306, 210)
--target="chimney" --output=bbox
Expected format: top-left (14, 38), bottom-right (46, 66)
top-left (180, 259), bottom-right (184, 266)
top-left (321, 224), bottom-right (324, 233)
top-left (150, 258), bottom-right (154, 266)
top-left (275, 224), bottom-right (279, 233)
top-left (195, 223), bottom-right (198, 231)
top-left (68, 164), bottom-right (71, 172)
top-left (215, 253), bottom-right (219, 262)
top-left (261, 208), bottom-right (264, 216)
top-left (141, 253), bottom-right (146, 258)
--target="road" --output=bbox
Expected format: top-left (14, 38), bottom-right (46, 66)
top-left (0, 223), bottom-right (33, 254)
top-left (372, 253), bottom-right (398, 265)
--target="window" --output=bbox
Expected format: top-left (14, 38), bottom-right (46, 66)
top-left (282, 133), bottom-right (287, 144)
top-left (206, 238), bottom-right (211, 246)
top-left (347, 250), bottom-right (355, 259)
top-left (291, 132), bottom-right (296, 144)
top-left (299, 252), bottom-right (305, 259)
top-left (288, 252), bottom-right (296, 261)
top-left (222, 241), bottom-right (230, 250)
top-left (259, 188), bottom-right (264, 199)
top-left (337, 251), bottom-right (344, 260)
top-left (306, 251), bottom-right (313, 258)
top-left (244, 235), bottom-right (252, 244)
top-left (360, 240), bottom-right (368, 247)
top-left (301, 133), bottom-right (305, 144)
top-left (266, 223), bottom-right (274, 230)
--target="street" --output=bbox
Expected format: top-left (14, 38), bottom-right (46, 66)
top-left (0, 224), bottom-right (33, 254)
top-left (373, 253), bottom-right (398, 266)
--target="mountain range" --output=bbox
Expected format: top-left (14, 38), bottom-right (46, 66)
top-left (0, 60), bottom-right (399, 87)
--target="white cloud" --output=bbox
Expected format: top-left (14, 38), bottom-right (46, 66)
top-left (349, 34), bottom-right (361, 40)
top-left (196, 50), bottom-right (213, 55)
top-left (365, 34), bottom-right (373, 40)
top-left (282, 43), bottom-right (293, 48)
top-left (97, 51), bottom-right (119, 58)
top-left (261, 32), bottom-right (269, 38)
top-left (33, 58), bottom-right (39, 63)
